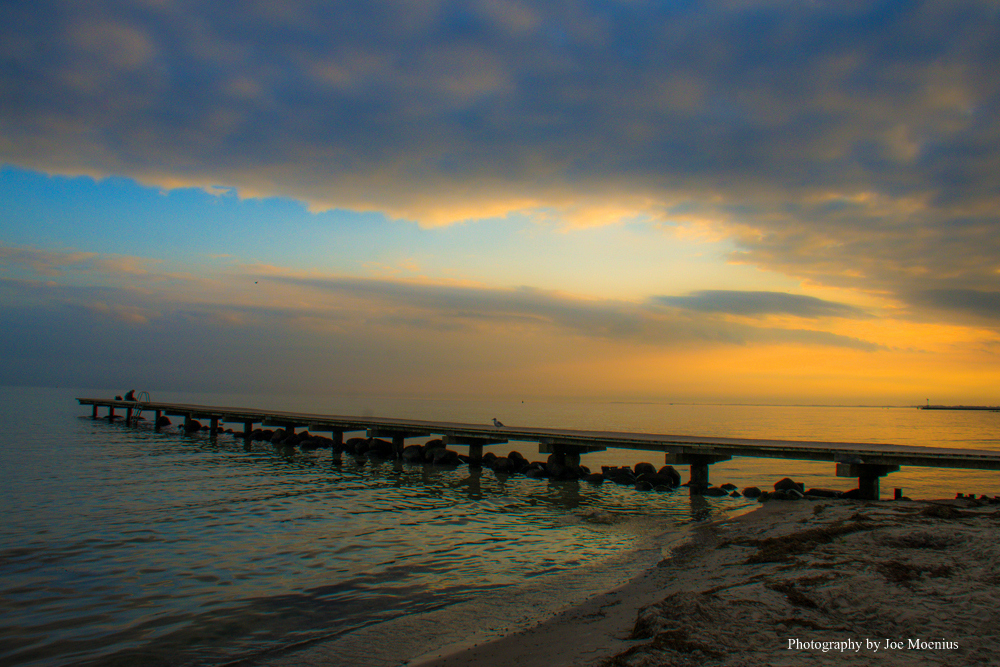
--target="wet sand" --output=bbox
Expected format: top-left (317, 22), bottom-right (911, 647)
top-left (411, 498), bottom-right (1000, 667)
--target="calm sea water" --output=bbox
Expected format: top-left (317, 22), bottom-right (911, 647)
top-left (3, 386), bottom-right (999, 666)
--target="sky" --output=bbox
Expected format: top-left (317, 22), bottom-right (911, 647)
top-left (2, 0), bottom-right (1000, 405)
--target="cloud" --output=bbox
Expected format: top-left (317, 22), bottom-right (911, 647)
top-left (0, 240), bottom-right (885, 359)
top-left (3, 1), bottom-right (1000, 332)
top-left (652, 290), bottom-right (870, 319)
top-left (911, 289), bottom-right (1000, 322)
top-left (272, 274), bottom-right (882, 351)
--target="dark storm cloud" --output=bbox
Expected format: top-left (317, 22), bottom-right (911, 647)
top-left (652, 291), bottom-right (870, 319)
top-left (3, 1), bottom-right (1000, 323)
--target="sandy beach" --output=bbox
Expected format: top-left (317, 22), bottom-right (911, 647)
top-left (410, 497), bottom-right (1000, 667)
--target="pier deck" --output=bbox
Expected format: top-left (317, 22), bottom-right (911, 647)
top-left (78, 397), bottom-right (1000, 500)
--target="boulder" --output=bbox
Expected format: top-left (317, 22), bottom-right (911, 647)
top-left (491, 456), bottom-right (514, 474)
top-left (702, 486), bottom-right (728, 497)
top-left (729, 490), bottom-right (742, 498)
top-left (299, 438), bottom-right (320, 451)
top-left (525, 466), bottom-right (549, 479)
top-left (431, 448), bottom-right (461, 466)
top-left (805, 488), bottom-right (843, 499)
top-left (742, 486), bottom-right (762, 498)
top-left (658, 466), bottom-right (682, 487)
top-left (841, 488), bottom-right (862, 499)
top-left (155, 416), bottom-right (172, 428)
top-left (367, 438), bottom-right (394, 458)
top-left (635, 481), bottom-right (654, 491)
top-left (584, 473), bottom-right (605, 484)
top-left (720, 483), bottom-right (737, 491)
top-left (401, 445), bottom-right (425, 462)
top-left (634, 462), bottom-right (657, 476)
top-left (636, 472), bottom-right (677, 488)
top-left (424, 438), bottom-right (446, 450)
top-left (613, 470), bottom-right (637, 485)
top-left (184, 419), bottom-right (202, 433)
top-left (345, 437), bottom-right (369, 455)
top-left (508, 450), bottom-right (528, 471)
top-left (774, 477), bottom-right (805, 493)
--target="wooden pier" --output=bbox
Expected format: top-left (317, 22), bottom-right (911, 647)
top-left (78, 397), bottom-right (1000, 500)
top-left (920, 405), bottom-right (1000, 412)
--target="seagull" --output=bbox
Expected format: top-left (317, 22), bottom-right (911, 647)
top-left (492, 418), bottom-right (505, 428)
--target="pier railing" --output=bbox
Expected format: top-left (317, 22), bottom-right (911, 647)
top-left (78, 397), bottom-right (1000, 501)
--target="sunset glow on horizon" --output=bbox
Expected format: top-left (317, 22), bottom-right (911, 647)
top-left (3, 1), bottom-right (1000, 405)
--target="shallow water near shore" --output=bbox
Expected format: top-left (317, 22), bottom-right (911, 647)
top-left (3, 386), bottom-right (999, 666)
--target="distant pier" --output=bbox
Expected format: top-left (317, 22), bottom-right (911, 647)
top-left (920, 405), bottom-right (1000, 412)
top-left (78, 397), bottom-right (1000, 501)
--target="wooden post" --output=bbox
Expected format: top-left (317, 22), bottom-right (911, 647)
top-left (446, 435), bottom-right (508, 466)
top-left (108, 406), bottom-right (115, 422)
top-left (468, 443), bottom-right (484, 467)
top-left (126, 407), bottom-right (133, 426)
top-left (663, 452), bottom-right (732, 496)
top-left (689, 462), bottom-right (710, 494)
top-left (537, 441), bottom-right (605, 470)
top-left (210, 417), bottom-right (219, 437)
top-left (392, 434), bottom-right (405, 459)
top-left (154, 410), bottom-right (162, 431)
top-left (836, 463), bottom-right (900, 501)
top-left (184, 414), bottom-right (192, 432)
top-left (92, 405), bottom-right (98, 419)
top-left (859, 472), bottom-right (879, 500)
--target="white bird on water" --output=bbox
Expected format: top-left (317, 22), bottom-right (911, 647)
top-left (492, 418), bottom-right (505, 428)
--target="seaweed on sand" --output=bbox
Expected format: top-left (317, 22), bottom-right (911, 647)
top-left (738, 521), bottom-right (872, 564)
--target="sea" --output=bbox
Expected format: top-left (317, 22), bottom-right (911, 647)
top-left (3, 385), bottom-right (999, 667)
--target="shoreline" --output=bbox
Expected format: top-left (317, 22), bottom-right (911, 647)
top-left (407, 497), bottom-right (1000, 667)
top-left (248, 507), bottom-right (713, 667)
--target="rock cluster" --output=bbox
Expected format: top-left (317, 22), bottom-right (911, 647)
top-left (751, 477), bottom-right (857, 502)
top-left (152, 422), bottom-right (816, 498)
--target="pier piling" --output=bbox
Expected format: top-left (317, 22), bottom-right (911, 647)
top-left (836, 463), bottom-right (899, 501)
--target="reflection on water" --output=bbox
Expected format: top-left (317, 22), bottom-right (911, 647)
top-left (1, 388), bottom-right (749, 667)
top-left (3, 386), bottom-right (999, 666)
